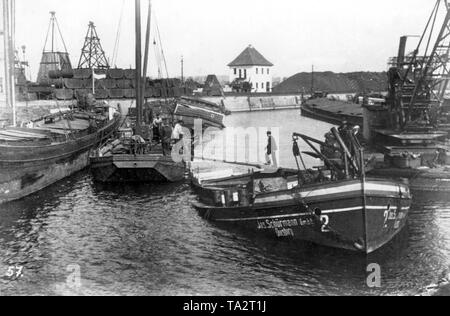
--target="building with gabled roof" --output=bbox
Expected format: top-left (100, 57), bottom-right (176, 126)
top-left (228, 45), bottom-right (274, 93)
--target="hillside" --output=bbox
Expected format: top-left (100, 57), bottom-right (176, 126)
top-left (273, 71), bottom-right (387, 94)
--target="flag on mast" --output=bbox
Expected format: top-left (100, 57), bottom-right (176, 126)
top-left (91, 69), bottom-right (107, 94)
top-left (92, 69), bottom-right (107, 80)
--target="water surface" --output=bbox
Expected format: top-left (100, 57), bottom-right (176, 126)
top-left (0, 109), bottom-right (449, 296)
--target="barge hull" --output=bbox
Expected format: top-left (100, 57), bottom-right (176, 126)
top-left (90, 155), bottom-right (186, 183)
top-left (0, 117), bottom-right (121, 204)
top-left (195, 179), bottom-right (411, 254)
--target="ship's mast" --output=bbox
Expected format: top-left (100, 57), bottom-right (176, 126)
top-left (135, 0), bottom-right (143, 136)
top-left (2, 0), bottom-right (11, 109)
top-left (142, 0), bottom-right (152, 107)
top-left (181, 56), bottom-right (184, 84)
top-left (2, 0), bottom-right (16, 126)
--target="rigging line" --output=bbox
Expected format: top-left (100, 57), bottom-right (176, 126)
top-left (54, 15), bottom-right (69, 53)
top-left (42, 14), bottom-right (53, 52)
top-left (153, 12), bottom-right (169, 78)
top-left (153, 38), bottom-right (163, 79)
top-left (142, 0), bottom-right (152, 80)
top-left (112, 0), bottom-right (126, 66)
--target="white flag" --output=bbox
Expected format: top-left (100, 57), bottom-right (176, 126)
top-left (92, 70), bottom-right (106, 80)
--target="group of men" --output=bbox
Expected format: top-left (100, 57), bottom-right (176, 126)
top-left (148, 109), bottom-right (278, 166)
top-left (151, 114), bottom-right (185, 156)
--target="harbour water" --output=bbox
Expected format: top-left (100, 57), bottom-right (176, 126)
top-left (0, 109), bottom-right (449, 296)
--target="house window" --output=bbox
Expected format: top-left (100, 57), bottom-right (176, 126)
top-left (244, 69), bottom-right (247, 79)
top-left (234, 68), bottom-right (237, 75)
top-left (239, 69), bottom-right (242, 78)
top-left (262, 83), bottom-right (265, 90)
top-left (256, 83), bottom-right (259, 89)
top-left (256, 68), bottom-right (259, 75)
top-left (261, 68), bottom-right (264, 74)
top-left (267, 68), bottom-right (270, 75)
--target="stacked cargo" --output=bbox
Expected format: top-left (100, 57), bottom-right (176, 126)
top-left (52, 68), bottom-right (193, 100)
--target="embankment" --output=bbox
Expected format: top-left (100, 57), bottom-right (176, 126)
top-left (201, 94), bottom-right (303, 113)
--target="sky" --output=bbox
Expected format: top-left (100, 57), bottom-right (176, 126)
top-left (11, 0), bottom-right (442, 81)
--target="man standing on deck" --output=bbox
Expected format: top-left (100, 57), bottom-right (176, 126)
top-left (171, 120), bottom-right (190, 161)
top-left (161, 118), bottom-right (173, 156)
top-left (265, 131), bottom-right (278, 168)
top-left (153, 114), bottom-right (163, 143)
top-left (172, 120), bottom-right (185, 144)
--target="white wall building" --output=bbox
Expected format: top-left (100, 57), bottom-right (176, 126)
top-left (228, 45), bottom-right (274, 93)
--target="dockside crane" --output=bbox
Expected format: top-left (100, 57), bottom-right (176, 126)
top-left (78, 22), bottom-right (110, 70)
top-left (389, 0), bottom-right (450, 131)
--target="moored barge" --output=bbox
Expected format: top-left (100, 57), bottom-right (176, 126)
top-left (192, 129), bottom-right (412, 254)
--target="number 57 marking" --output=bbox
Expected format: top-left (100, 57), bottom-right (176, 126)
top-left (6, 266), bottom-right (24, 279)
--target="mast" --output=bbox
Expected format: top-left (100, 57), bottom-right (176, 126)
top-left (181, 56), bottom-right (184, 84)
top-left (142, 0), bottom-right (152, 108)
top-left (10, 0), bottom-right (16, 126)
top-left (2, 0), bottom-right (16, 126)
top-left (2, 0), bottom-right (11, 109)
top-left (135, 0), bottom-right (143, 136)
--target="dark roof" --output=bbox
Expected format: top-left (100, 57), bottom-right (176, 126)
top-left (228, 45), bottom-right (274, 67)
top-left (204, 74), bottom-right (223, 89)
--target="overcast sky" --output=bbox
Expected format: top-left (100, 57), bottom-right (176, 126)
top-left (14, 0), bottom-right (439, 80)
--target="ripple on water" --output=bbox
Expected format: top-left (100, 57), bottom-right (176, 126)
top-left (1, 111), bottom-right (450, 295)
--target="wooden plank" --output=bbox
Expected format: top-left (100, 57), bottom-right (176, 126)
top-left (375, 129), bottom-right (447, 140)
top-left (2, 130), bottom-right (49, 139)
top-left (0, 135), bottom-right (30, 141)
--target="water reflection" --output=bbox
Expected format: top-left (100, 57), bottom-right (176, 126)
top-left (0, 110), bottom-right (449, 296)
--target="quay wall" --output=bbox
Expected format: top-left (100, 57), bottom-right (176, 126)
top-left (200, 92), bottom-right (360, 113)
top-left (200, 94), bottom-right (304, 112)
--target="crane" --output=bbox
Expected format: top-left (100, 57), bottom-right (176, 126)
top-left (388, 0), bottom-right (450, 130)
